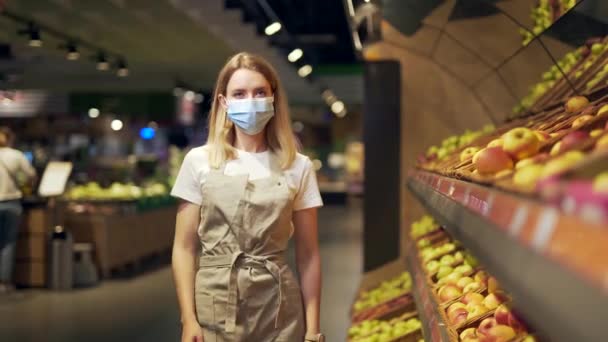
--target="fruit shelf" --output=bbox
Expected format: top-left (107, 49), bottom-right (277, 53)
top-left (407, 170), bottom-right (608, 342)
top-left (406, 248), bottom-right (453, 342)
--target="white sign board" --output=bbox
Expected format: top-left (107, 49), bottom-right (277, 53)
top-left (38, 161), bottom-right (73, 197)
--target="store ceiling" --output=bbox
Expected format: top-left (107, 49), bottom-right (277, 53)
top-left (0, 0), bottom-right (235, 92)
top-left (0, 0), bottom-right (363, 106)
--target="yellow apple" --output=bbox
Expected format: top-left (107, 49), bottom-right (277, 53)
top-left (572, 115), bottom-right (594, 128)
top-left (502, 127), bottom-right (541, 160)
top-left (597, 104), bottom-right (608, 117)
top-left (487, 138), bottom-right (504, 148)
top-left (513, 164), bottom-right (544, 190)
top-left (593, 172), bottom-right (608, 193)
top-left (565, 96), bottom-right (589, 113)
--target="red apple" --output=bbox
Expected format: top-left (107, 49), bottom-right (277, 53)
top-left (460, 327), bottom-right (477, 340)
top-left (561, 130), bottom-right (590, 152)
top-left (534, 130), bottom-right (550, 142)
top-left (461, 147), bottom-right (481, 162)
top-left (502, 127), bottom-right (541, 160)
top-left (487, 138), bottom-right (504, 148)
top-left (474, 147), bottom-right (514, 175)
top-left (439, 284), bottom-right (463, 302)
top-left (448, 307), bottom-right (469, 325)
top-left (477, 317), bottom-right (498, 338)
top-left (482, 293), bottom-right (505, 310)
top-left (447, 302), bottom-right (467, 317)
top-left (487, 277), bottom-right (502, 293)
top-left (495, 304), bottom-right (526, 332)
top-left (565, 96), bottom-right (589, 113)
top-left (474, 271), bottom-right (489, 286)
top-left (462, 292), bottom-right (485, 305)
top-left (479, 325), bottom-right (517, 342)
top-left (572, 115), bottom-right (594, 128)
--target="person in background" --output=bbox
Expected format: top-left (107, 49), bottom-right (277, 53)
top-left (171, 52), bottom-right (325, 342)
top-left (0, 127), bottom-right (36, 293)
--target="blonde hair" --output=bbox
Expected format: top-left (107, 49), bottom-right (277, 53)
top-left (0, 127), bottom-right (11, 147)
top-left (206, 52), bottom-right (298, 169)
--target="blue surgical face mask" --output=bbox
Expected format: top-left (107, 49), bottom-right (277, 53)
top-left (226, 97), bottom-right (275, 135)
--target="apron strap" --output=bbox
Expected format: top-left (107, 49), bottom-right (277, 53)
top-left (199, 252), bottom-right (285, 333)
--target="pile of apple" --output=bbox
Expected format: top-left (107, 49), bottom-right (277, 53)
top-left (353, 272), bottom-right (413, 313)
top-left (410, 215), bottom-right (439, 240)
top-left (420, 242), bottom-right (457, 263)
top-left (348, 316), bottom-right (422, 342)
top-left (467, 96), bottom-right (608, 189)
top-left (513, 38), bottom-right (607, 115)
top-left (521, 0), bottom-right (576, 46)
top-left (444, 275), bottom-right (508, 325)
top-left (66, 181), bottom-right (169, 201)
top-left (457, 304), bottom-right (536, 342)
top-left (424, 125), bottom-right (495, 162)
top-left (586, 61), bottom-right (608, 90)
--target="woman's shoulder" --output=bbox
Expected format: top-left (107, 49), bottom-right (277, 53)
top-left (184, 145), bottom-right (211, 166)
top-left (289, 152), bottom-right (313, 172)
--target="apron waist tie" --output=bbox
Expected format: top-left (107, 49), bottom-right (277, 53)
top-left (199, 252), bottom-right (285, 334)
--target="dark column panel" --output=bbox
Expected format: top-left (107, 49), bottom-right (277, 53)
top-left (363, 60), bottom-right (402, 272)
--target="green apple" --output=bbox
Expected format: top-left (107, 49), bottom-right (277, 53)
top-left (463, 281), bottom-right (483, 294)
top-left (440, 254), bottom-right (456, 266)
top-left (437, 266), bottom-right (454, 279)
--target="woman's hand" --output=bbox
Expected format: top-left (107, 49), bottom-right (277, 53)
top-left (181, 319), bottom-right (204, 342)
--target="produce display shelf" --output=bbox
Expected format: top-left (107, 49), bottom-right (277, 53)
top-left (407, 170), bottom-right (608, 342)
top-left (405, 251), bottom-right (453, 342)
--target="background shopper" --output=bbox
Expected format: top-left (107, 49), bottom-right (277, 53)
top-left (0, 127), bottom-right (36, 293)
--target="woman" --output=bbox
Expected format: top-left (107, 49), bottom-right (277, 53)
top-left (0, 127), bottom-right (36, 293)
top-left (171, 52), bottom-right (325, 342)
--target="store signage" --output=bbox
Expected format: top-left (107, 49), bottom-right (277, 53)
top-left (38, 162), bottom-right (73, 197)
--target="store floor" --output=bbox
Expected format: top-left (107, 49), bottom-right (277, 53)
top-left (0, 202), bottom-right (362, 342)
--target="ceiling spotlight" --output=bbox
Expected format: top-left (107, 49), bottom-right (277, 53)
top-left (265, 22), bottom-right (282, 36)
top-left (364, 0), bottom-right (371, 3)
top-left (184, 90), bottom-right (195, 101)
top-left (173, 87), bottom-right (184, 97)
top-left (297, 65), bottom-right (313, 78)
top-left (111, 119), bottom-right (123, 131)
top-left (88, 108), bottom-right (100, 118)
top-left (116, 59), bottom-right (129, 77)
top-left (288, 48), bottom-right (303, 62)
top-left (65, 42), bottom-right (80, 60)
top-left (96, 52), bottom-right (110, 71)
top-left (331, 100), bottom-right (345, 114)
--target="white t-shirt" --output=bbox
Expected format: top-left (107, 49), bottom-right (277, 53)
top-left (0, 147), bottom-right (36, 201)
top-left (170, 146), bottom-right (323, 211)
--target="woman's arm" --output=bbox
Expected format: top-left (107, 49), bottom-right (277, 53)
top-left (293, 207), bottom-right (322, 335)
top-left (172, 201), bottom-right (202, 325)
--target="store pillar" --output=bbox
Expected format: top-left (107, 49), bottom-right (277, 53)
top-left (363, 60), bottom-right (401, 272)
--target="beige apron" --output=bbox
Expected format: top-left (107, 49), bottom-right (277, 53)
top-left (194, 152), bottom-right (305, 342)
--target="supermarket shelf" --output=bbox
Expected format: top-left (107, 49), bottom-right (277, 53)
top-left (405, 251), bottom-right (452, 342)
top-left (407, 170), bottom-right (608, 342)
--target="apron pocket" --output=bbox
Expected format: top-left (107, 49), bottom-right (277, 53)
top-left (195, 293), bottom-right (214, 326)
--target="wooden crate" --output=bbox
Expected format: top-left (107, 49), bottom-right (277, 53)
top-left (64, 205), bottom-right (176, 278)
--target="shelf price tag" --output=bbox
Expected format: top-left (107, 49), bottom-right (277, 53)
top-left (531, 208), bottom-right (559, 252)
top-left (508, 205), bottom-right (529, 238)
